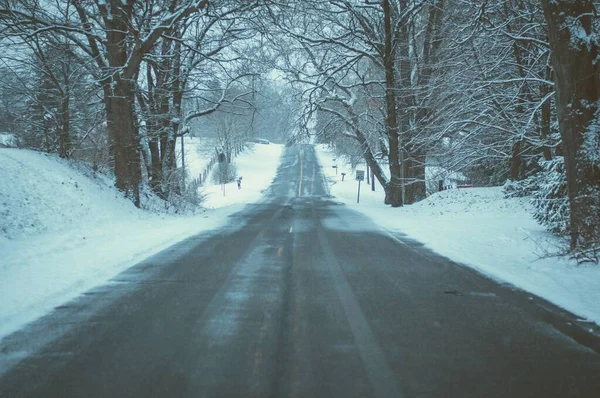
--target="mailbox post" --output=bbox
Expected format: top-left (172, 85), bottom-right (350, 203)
top-left (355, 170), bottom-right (365, 203)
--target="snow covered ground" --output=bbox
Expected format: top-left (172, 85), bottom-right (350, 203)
top-left (315, 145), bottom-right (600, 326)
top-left (201, 144), bottom-right (284, 209)
top-left (176, 135), bottom-right (217, 182)
top-left (0, 133), bottom-right (16, 148)
top-left (0, 142), bottom-right (283, 341)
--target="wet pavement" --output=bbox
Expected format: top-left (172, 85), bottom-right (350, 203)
top-left (1, 145), bottom-right (599, 398)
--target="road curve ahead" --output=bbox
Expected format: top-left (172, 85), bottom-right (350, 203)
top-left (1, 145), bottom-right (600, 398)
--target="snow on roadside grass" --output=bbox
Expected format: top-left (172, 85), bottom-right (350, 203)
top-left (0, 143), bottom-right (283, 341)
top-left (176, 135), bottom-right (218, 182)
top-left (202, 143), bottom-right (284, 209)
top-left (315, 144), bottom-right (600, 325)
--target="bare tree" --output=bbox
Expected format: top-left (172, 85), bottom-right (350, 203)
top-left (423, 0), bottom-right (555, 186)
top-left (0, 0), bottom-right (211, 206)
top-left (0, 32), bottom-right (101, 160)
top-left (269, 0), bottom-right (447, 206)
top-left (136, 0), bottom-right (261, 198)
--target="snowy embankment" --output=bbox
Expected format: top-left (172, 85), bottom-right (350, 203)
top-left (315, 145), bottom-right (600, 326)
top-left (176, 135), bottom-right (217, 181)
top-left (0, 143), bottom-right (283, 341)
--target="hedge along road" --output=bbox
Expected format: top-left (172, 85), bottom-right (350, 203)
top-left (0, 144), bottom-right (599, 398)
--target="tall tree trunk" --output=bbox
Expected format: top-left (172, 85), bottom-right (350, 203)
top-left (105, 79), bottom-right (141, 207)
top-left (159, 94), bottom-right (176, 193)
top-left (540, 65), bottom-right (553, 161)
top-left (138, 69), bottom-right (165, 198)
top-left (399, 0), bottom-right (445, 204)
top-left (100, 2), bottom-right (143, 206)
top-left (395, 0), bottom-right (445, 205)
top-left (509, 140), bottom-right (522, 180)
top-left (404, 149), bottom-right (427, 203)
top-left (371, 166), bottom-right (375, 191)
top-left (383, 0), bottom-right (403, 207)
top-left (542, 0), bottom-right (600, 249)
top-left (170, 84), bottom-right (185, 194)
top-left (148, 136), bottom-right (163, 197)
top-left (58, 43), bottom-right (71, 159)
top-left (58, 94), bottom-right (70, 158)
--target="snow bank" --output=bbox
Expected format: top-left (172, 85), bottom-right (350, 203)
top-left (176, 135), bottom-right (217, 181)
top-left (0, 143), bottom-right (283, 341)
top-left (315, 145), bottom-right (600, 326)
top-left (0, 149), bottom-right (138, 240)
top-left (202, 143), bottom-right (284, 209)
top-left (0, 133), bottom-right (16, 148)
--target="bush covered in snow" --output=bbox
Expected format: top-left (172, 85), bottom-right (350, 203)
top-left (210, 162), bottom-right (238, 184)
top-left (0, 133), bottom-right (16, 148)
top-left (505, 157), bottom-right (569, 236)
top-left (140, 179), bottom-right (205, 215)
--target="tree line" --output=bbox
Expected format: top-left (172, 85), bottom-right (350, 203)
top-left (0, 0), bottom-right (598, 256)
top-left (0, 0), bottom-right (285, 205)
top-left (264, 0), bottom-right (599, 257)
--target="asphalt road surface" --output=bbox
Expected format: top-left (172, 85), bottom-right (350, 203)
top-left (1, 145), bottom-right (600, 398)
